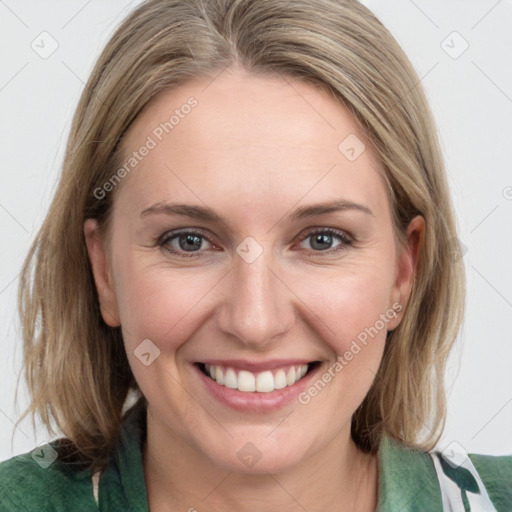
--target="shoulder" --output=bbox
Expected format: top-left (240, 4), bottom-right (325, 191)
top-left (470, 450), bottom-right (512, 477)
top-left (378, 437), bottom-right (512, 511)
top-left (378, 436), bottom-right (444, 510)
top-left (0, 442), bottom-right (98, 510)
top-left (470, 452), bottom-right (512, 509)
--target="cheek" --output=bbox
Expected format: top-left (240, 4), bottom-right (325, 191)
top-left (302, 260), bottom-right (397, 385)
top-left (297, 258), bottom-right (396, 352)
top-left (114, 247), bottom-right (397, 350)
top-left (293, 264), bottom-right (396, 415)
top-left (115, 263), bottom-right (215, 352)
top-left (337, 276), bottom-right (393, 350)
top-left (113, 262), bottom-right (219, 404)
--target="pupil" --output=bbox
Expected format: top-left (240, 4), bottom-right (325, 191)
top-left (179, 234), bottom-right (202, 251)
top-left (312, 234), bottom-right (331, 250)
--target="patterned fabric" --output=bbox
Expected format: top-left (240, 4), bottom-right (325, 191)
top-left (1, 408), bottom-right (511, 511)
top-left (430, 450), bottom-right (497, 511)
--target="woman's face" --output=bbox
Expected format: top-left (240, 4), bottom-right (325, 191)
top-left (85, 67), bottom-right (421, 473)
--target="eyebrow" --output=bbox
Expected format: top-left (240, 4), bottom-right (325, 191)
top-left (140, 199), bottom-right (373, 223)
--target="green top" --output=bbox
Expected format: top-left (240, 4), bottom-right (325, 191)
top-left (1, 409), bottom-right (511, 511)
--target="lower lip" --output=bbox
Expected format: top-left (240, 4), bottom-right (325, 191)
top-left (194, 363), bottom-right (321, 413)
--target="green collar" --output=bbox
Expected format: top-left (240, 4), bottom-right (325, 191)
top-left (98, 408), bottom-right (149, 510)
top-left (377, 436), bottom-right (442, 510)
top-left (99, 410), bottom-right (444, 510)
top-left (2, 406), bottom-right (510, 510)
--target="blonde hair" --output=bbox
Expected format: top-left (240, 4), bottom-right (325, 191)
top-left (18, 0), bottom-right (465, 470)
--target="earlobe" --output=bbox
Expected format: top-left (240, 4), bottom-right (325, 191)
top-left (83, 218), bottom-right (121, 327)
top-left (387, 215), bottom-right (424, 331)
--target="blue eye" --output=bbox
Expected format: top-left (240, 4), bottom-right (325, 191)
top-left (159, 230), bottom-right (213, 257)
top-left (299, 228), bottom-right (352, 253)
top-left (158, 228), bottom-right (352, 258)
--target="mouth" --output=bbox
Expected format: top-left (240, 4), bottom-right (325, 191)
top-left (196, 361), bottom-right (321, 393)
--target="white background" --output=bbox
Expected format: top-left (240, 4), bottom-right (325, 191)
top-left (1, 0), bottom-right (511, 462)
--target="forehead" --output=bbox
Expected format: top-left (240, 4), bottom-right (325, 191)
top-left (115, 68), bottom-right (388, 221)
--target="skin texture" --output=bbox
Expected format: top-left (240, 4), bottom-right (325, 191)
top-left (84, 66), bottom-right (423, 512)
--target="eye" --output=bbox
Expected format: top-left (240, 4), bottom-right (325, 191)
top-left (158, 229), bottom-right (214, 257)
top-left (157, 227), bottom-right (353, 258)
top-left (298, 228), bottom-right (353, 254)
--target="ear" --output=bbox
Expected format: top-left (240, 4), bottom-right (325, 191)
top-left (84, 218), bottom-right (121, 327)
top-left (386, 215), bottom-right (424, 331)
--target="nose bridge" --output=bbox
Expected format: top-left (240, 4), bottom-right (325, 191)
top-left (217, 239), bottom-right (291, 347)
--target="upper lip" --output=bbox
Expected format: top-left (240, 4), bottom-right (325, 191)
top-left (196, 359), bottom-right (317, 372)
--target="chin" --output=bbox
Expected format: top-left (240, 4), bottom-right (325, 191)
top-left (200, 432), bottom-right (312, 475)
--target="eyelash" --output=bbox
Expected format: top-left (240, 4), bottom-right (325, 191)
top-left (157, 228), bottom-right (354, 258)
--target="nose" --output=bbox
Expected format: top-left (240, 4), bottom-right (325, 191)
top-left (216, 245), bottom-right (294, 350)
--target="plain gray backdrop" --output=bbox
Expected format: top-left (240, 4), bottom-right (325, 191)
top-left (1, 0), bottom-right (511, 462)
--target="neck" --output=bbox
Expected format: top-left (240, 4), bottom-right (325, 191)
top-left (143, 410), bottom-right (378, 512)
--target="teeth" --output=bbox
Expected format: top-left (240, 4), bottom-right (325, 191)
top-left (286, 366), bottom-right (296, 386)
top-left (203, 363), bottom-right (309, 393)
top-left (238, 370), bottom-right (256, 392)
top-left (256, 371), bottom-right (274, 393)
top-left (274, 369), bottom-right (288, 389)
top-left (215, 366), bottom-right (224, 385)
top-left (224, 368), bottom-right (237, 389)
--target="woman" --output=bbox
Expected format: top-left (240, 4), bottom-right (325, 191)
top-left (0, 0), bottom-right (510, 510)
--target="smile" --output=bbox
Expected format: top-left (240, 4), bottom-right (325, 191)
top-left (200, 363), bottom-right (310, 393)
top-left (194, 359), bottom-right (322, 412)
